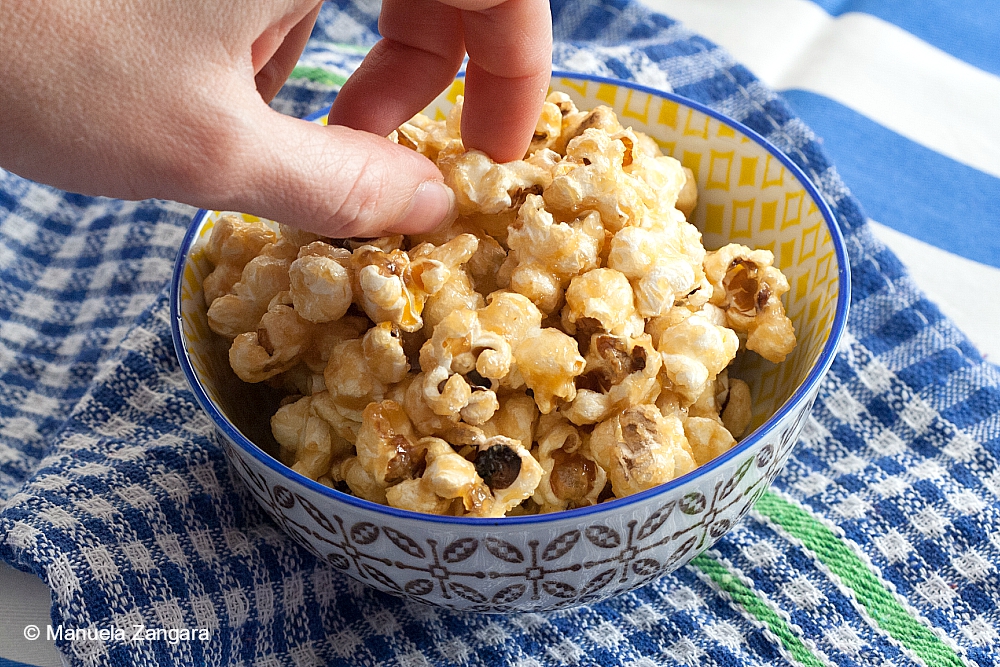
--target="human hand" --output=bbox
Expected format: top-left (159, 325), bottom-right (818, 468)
top-left (0, 0), bottom-right (552, 237)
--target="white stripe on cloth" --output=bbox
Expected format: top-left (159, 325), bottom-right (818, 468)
top-left (640, 0), bottom-right (1000, 180)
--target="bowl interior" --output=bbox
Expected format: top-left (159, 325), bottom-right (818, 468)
top-left (176, 74), bottom-right (845, 466)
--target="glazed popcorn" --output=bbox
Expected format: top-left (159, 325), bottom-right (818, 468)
top-left (203, 94), bottom-right (798, 516)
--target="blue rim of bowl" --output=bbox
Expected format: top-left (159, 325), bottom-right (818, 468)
top-left (169, 71), bottom-right (851, 527)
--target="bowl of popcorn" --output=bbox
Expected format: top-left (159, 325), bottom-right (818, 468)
top-left (171, 73), bottom-right (849, 612)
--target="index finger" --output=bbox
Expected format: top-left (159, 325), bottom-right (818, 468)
top-left (449, 0), bottom-right (553, 162)
top-left (328, 0), bottom-right (552, 163)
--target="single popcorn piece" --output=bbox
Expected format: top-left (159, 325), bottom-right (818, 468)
top-left (553, 103), bottom-right (622, 155)
top-left (562, 268), bottom-right (644, 338)
top-left (394, 97), bottom-right (463, 162)
top-left (324, 338), bottom-right (387, 424)
top-left (272, 394), bottom-right (353, 480)
top-left (350, 246), bottom-right (429, 332)
top-left (591, 405), bottom-right (697, 497)
top-left (417, 307), bottom-right (513, 422)
top-left (481, 392), bottom-right (539, 449)
top-left (527, 98), bottom-right (566, 155)
top-left (656, 313), bottom-right (739, 405)
top-left (440, 148), bottom-right (553, 216)
top-left (683, 416), bottom-right (737, 467)
top-left (543, 127), bottom-right (653, 231)
top-left (289, 241), bottom-right (353, 323)
top-left (339, 456), bottom-right (388, 504)
top-left (532, 416), bottom-right (606, 512)
top-left (476, 291), bottom-right (544, 349)
top-left (203, 215), bottom-right (277, 304)
top-left (721, 377), bottom-right (753, 439)
top-left (386, 436), bottom-right (541, 517)
top-left (355, 400), bottom-right (425, 488)
top-left (412, 233), bottom-right (486, 333)
top-left (351, 234), bottom-right (478, 332)
top-left (207, 239), bottom-right (296, 339)
top-left (464, 232), bottom-right (507, 297)
top-left (386, 437), bottom-right (482, 515)
top-left (704, 244), bottom-right (796, 363)
top-left (563, 333), bottom-right (662, 425)
top-left (502, 194), bottom-right (604, 313)
top-left (229, 295), bottom-right (313, 383)
top-left (514, 328), bottom-right (586, 414)
top-left (362, 322), bottom-right (410, 385)
top-left (607, 219), bottom-right (706, 317)
top-left (421, 268), bottom-right (484, 335)
top-left (401, 371), bottom-right (460, 436)
top-left (420, 306), bottom-right (514, 382)
top-left (472, 436), bottom-right (543, 517)
top-left (296, 315), bottom-right (369, 382)
top-left (676, 167), bottom-right (698, 219)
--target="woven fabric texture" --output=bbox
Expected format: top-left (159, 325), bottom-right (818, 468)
top-left (2, 1), bottom-right (999, 666)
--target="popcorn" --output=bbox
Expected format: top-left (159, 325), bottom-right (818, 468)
top-left (362, 322), bottom-right (410, 385)
top-left (205, 97), bottom-right (799, 517)
top-left (394, 97), bottom-right (463, 163)
top-left (472, 436), bottom-right (543, 517)
top-left (481, 392), bottom-right (538, 449)
top-left (544, 128), bottom-right (653, 231)
top-left (401, 371), bottom-right (461, 436)
top-left (442, 149), bottom-right (553, 216)
top-left (350, 246), bottom-right (429, 332)
top-left (563, 333), bottom-right (661, 425)
top-left (425, 307), bottom-right (513, 379)
top-left (339, 456), bottom-right (388, 504)
top-left (272, 394), bottom-right (353, 480)
top-left (532, 416), bottom-right (606, 512)
top-left (355, 400), bottom-right (423, 488)
top-left (656, 313), bottom-right (739, 405)
top-left (683, 416), bottom-right (737, 467)
top-left (514, 328), bottom-right (586, 414)
top-left (203, 215), bottom-right (277, 304)
top-left (206, 239), bottom-right (296, 339)
top-left (229, 296), bottom-right (313, 383)
top-left (289, 241), bottom-right (353, 323)
top-left (721, 377), bottom-right (753, 439)
top-left (502, 194), bottom-right (604, 313)
top-left (591, 405), bottom-right (696, 497)
top-left (607, 220), bottom-right (706, 317)
top-left (704, 244), bottom-right (796, 363)
top-left (562, 268), bottom-right (644, 338)
top-left (324, 338), bottom-right (387, 424)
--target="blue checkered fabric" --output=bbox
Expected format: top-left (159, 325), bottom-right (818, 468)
top-left (2, 1), bottom-right (1000, 666)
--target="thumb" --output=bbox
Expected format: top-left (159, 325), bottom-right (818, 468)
top-left (211, 105), bottom-right (456, 238)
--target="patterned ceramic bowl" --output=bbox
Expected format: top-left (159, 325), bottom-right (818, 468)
top-left (170, 73), bottom-right (850, 612)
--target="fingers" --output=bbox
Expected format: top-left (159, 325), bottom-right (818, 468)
top-left (207, 102), bottom-right (455, 238)
top-left (330, 0), bottom-right (552, 162)
top-left (254, 2), bottom-right (323, 103)
top-left (327, 0), bottom-right (466, 136)
top-left (454, 0), bottom-right (552, 162)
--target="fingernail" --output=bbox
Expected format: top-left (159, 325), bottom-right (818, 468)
top-left (390, 181), bottom-right (457, 235)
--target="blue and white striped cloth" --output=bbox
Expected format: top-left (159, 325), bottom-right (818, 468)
top-left (643, 0), bottom-right (1000, 364)
top-left (1, 2), bottom-right (999, 666)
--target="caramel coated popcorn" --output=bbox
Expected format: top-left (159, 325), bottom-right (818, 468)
top-left (203, 94), bottom-right (798, 516)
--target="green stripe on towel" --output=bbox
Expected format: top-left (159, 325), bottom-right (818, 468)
top-left (755, 491), bottom-right (966, 667)
top-left (289, 66), bottom-right (348, 88)
top-left (692, 555), bottom-right (828, 667)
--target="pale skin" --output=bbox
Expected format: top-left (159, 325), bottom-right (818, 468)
top-left (0, 0), bottom-right (552, 237)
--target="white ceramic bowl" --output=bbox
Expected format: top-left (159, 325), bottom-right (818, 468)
top-left (170, 73), bottom-right (850, 612)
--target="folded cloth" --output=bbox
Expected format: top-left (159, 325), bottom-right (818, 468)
top-left (2, 1), bottom-right (1000, 666)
